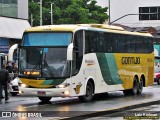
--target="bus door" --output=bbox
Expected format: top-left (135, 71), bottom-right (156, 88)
top-left (70, 30), bottom-right (85, 96)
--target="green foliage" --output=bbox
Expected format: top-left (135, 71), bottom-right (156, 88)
top-left (29, 0), bottom-right (109, 26)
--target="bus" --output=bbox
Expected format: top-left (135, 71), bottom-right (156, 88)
top-left (18, 24), bottom-right (154, 102)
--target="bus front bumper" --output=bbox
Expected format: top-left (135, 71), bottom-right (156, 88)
top-left (19, 87), bottom-right (70, 97)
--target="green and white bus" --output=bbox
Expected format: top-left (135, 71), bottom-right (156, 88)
top-left (18, 24), bottom-right (154, 102)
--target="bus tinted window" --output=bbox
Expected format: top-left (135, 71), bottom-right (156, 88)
top-left (85, 30), bottom-right (153, 54)
top-left (85, 31), bottom-right (110, 53)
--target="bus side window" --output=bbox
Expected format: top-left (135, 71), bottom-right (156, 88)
top-left (105, 33), bottom-right (112, 52)
top-left (85, 31), bottom-right (95, 53)
top-left (97, 32), bottom-right (105, 52)
top-left (92, 37), bottom-right (97, 52)
top-left (85, 31), bottom-right (89, 53)
top-left (110, 33), bottom-right (118, 53)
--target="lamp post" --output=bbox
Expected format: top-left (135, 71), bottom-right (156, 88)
top-left (51, 3), bottom-right (54, 25)
top-left (40, 0), bottom-right (43, 26)
top-left (109, 14), bottom-right (140, 25)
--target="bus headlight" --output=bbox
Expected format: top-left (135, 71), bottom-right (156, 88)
top-left (56, 83), bottom-right (70, 88)
top-left (18, 83), bottom-right (28, 88)
top-left (64, 90), bottom-right (70, 95)
top-left (21, 84), bottom-right (27, 88)
top-left (19, 90), bottom-right (23, 94)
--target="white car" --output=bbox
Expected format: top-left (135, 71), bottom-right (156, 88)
top-left (9, 77), bottom-right (20, 96)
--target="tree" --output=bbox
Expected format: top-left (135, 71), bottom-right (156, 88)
top-left (29, 0), bottom-right (109, 26)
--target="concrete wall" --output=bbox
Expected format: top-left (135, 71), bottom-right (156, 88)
top-left (18, 0), bottom-right (28, 19)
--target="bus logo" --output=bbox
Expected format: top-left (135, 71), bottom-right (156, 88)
top-left (122, 57), bottom-right (140, 65)
top-left (74, 85), bottom-right (82, 94)
top-left (85, 60), bottom-right (95, 66)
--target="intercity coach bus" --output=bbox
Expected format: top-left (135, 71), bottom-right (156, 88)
top-left (18, 24), bottom-right (154, 102)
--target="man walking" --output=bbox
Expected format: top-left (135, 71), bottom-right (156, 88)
top-left (0, 64), bottom-right (10, 102)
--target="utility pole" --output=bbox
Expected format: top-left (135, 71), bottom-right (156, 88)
top-left (108, 0), bottom-right (110, 24)
top-left (31, 14), bottom-right (33, 26)
top-left (51, 3), bottom-right (53, 25)
top-left (40, 0), bottom-right (42, 26)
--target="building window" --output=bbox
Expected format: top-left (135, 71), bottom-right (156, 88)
top-left (0, 0), bottom-right (18, 18)
top-left (139, 6), bottom-right (160, 20)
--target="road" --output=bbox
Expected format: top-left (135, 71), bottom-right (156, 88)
top-left (85, 103), bottom-right (160, 120)
top-left (0, 83), bottom-right (160, 120)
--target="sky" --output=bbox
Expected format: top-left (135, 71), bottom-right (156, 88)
top-left (96, 0), bottom-right (108, 8)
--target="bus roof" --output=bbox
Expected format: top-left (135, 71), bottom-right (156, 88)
top-left (25, 24), bottom-right (153, 37)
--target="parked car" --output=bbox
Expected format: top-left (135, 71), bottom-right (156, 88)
top-left (9, 77), bottom-right (20, 96)
top-left (154, 66), bottom-right (160, 85)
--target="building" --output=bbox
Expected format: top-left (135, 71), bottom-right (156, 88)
top-left (0, 0), bottom-right (30, 54)
top-left (109, 0), bottom-right (160, 60)
top-left (96, 0), bottom-right (108, 8)
top-left (109, 0), bottom-right (160, 28)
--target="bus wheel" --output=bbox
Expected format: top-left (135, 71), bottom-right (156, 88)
top-left (130, 77), bottom-right (138, 95)
top-left (157, 78), bottom-right (160, 85)
top-left (11, 92), bottom-right (18, 96)
top-left (138, 78), bottom-right (143, 94)
top-left (78, 81), bottom-right (93, 102)
top-left (38, 97), bottom-right (52, 102)
top-left (123, 90), bottom-right (130, 96)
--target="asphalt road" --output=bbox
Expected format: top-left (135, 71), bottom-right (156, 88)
top-left (0, 83), bottom-right (160, 120)
top-left (85, 103), bottom-right (160, 120)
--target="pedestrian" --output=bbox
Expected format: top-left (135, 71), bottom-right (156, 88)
top-left (0, 64), bottom-right (10, 102)
top-left (6, 61), bottom-right (12, 73)
top-left (11, 62), bottom-right (18, 79)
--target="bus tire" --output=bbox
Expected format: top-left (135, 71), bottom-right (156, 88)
top-left (11, 92), bottom-right (18, 96)
top-left (123, 90), bottom-right (130, 96)
top-left (138, 78), bottom-right (143, 94)
top-left (78, 81), bottom-right (93, 102)
top-left (157, 78), bottom-right (160, 85)
top-left (130, 77), bottom-right (138, 95)
top-left (38, 97), bottom-right (52, 102)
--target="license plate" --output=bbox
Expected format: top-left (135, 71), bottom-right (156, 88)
top-left (37, 91), bottom-right (46, 95)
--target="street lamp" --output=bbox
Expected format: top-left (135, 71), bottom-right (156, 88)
top-left (109, 13), bottom-right (158, 25)
top-left (51, 4), bottom-right (53, 25)
top-left (109, 14), bottom-right (140, 25)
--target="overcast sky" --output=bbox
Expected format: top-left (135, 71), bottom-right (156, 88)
top-left (96, 0), bottom-right (108, 8)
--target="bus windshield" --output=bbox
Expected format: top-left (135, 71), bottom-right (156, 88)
top-left (22, 32), bottom-right (71, 46)
top-left (19, 32), bottom-right (72, 78)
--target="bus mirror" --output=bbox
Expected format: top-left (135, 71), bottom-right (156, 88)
top-left (67, 43), bottom-right (73, 61)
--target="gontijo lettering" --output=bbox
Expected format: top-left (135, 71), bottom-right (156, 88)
top-left (122, 57), bottom-right (140, 65)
